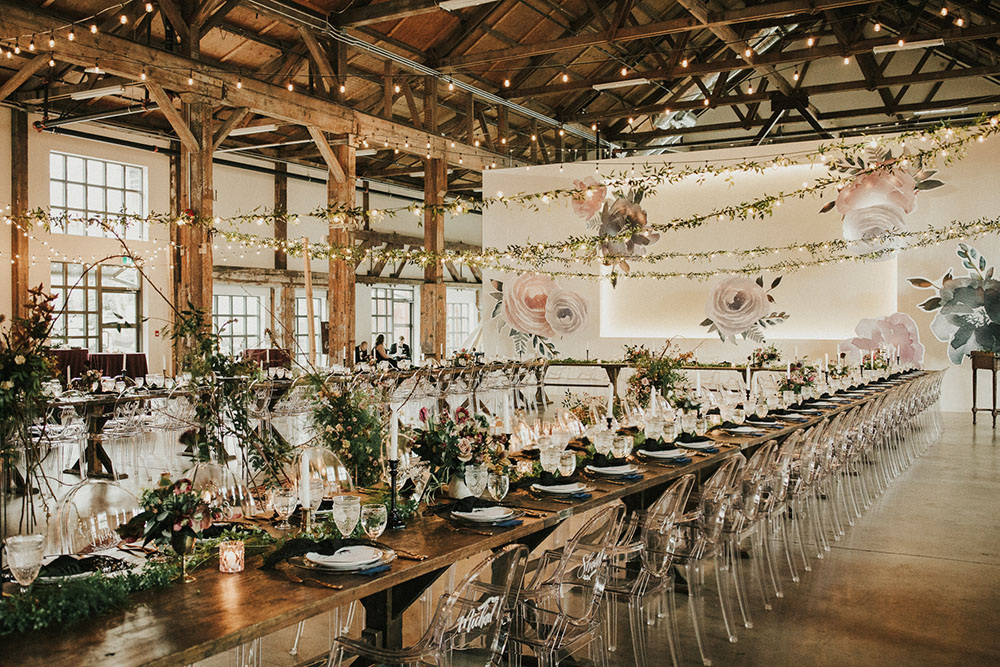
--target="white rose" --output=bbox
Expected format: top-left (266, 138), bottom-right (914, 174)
top-left (1, 381), bottom-right (12, 390)
top-left (14, 355), bottom-right (25, 365)
top-left (545, 289), bottom-right (589, 335)
top-left (705, 276), bottom-right (770, 336)
top-left (842, 204), bottom-right (907, 259)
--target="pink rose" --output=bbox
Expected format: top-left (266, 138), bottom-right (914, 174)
top-left (705, 276), bottom-right (770, 337)
top-left (418, 407), bottom-right (429, 422)
top-left (836, 170), bottom-right (917, 215)
top-left (571, 177), bottom-right (606, 220)
top-left (503, 273), bottom-right (556, 337)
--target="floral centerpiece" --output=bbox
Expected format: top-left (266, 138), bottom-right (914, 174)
top-left (307, 374), bottom-right (384, 488)
top-left (127, 473), bottom-right (224, 582)
top-left (861, 350), bottom-right (891, 371)
top-left (409, 406), bottom-right (492, 498)
top-left (451, 348), bottom-right (475, 367)
top-left (0, 286), bottom-right (56, 536)
top-left (624, 341), bottom-right (691, 404)
top-left (749, 344), bottom-right (782, 367)
top-left (778, 362), bottom-right (819, 394)
top-left (561, 392), bottom-right (607, 426)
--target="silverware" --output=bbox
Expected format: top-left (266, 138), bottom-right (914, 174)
top-left (285, 570), bottom-right (344, 590)
top-left (394, 550), bottom-right (429, 561)
top-left (529, 493), bottom-right (572, 505)
top-left (447, 524), bottom-right (493, 537)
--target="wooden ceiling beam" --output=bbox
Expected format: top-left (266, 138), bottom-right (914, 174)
top-left (0, 56), bottom-right (53, 102)
top-left (144, 82), bottom-right (200, 151)
top-left (307, 126), bottom-right (347, 182)
top-left (440, 0), bottom-right (878, 68)
top-left (335, 0), bottom-right (443, 28)
top-left (157, 0), bottom-right (190, 43)
top-left (212, 106), bottom-right (250, 150)
top-left (508, 21), bottom-right (1000, 99)
top-left (0, 1), bottom-right (509, 170)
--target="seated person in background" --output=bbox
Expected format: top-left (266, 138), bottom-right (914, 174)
top-left (373, 334), bottom-right (398, 369)
top-left (390, 336), bottom-right (411, 360)
top-left (355, 340), bottom-right (370, 364)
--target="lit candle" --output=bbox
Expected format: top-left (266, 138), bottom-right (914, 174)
top-left (162, 355), bottom-right (167, 374)
top-left (502, 393), bottom-right (512, 433)
top-left (388, 408), bottom-right (399, 460)
top-left (266, 347), bottom-right (270, 365)
top-left (824, 353), bottom-right (829, 372)
top-left (695, 370), bottom-right (701, 395)
top-left (794, 345), bottom-right (799, 360)
top-left (341, 346), bottom-right (346, 365)
top-left (786, 362), bottom-right (791, 379)
top-left (66, 365), bottom-right (71, 386)
top-left (219, 540), bottom-right (244, 573)
top-left (299, 457), bottom-right (311, 509)
top-left (648, 389), bottom-right (658, 417)
top-left (607, 387), bottom-right (614, 417)
top-left (745, 365), bottom-right (751, 393)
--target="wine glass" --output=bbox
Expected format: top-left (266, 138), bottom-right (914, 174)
top-left (332, 496), bottom-right (361, 538)
top-left (593, 429), bottom-right (614, 456)
top-left (308, 479), bottom-right (324, 512)
top-left (487, 472), bottom-right (510, 501)
top-left (464, 463), bottom-right (489, 498)
top-left (733, 407), bottom-right (746, 425)
top-left (5, 534), bottom-right (46, 593)
top-left (408, 462), bottom-right (431, 505)
top-left (611, 435), bottom-right (633, 459)
top-left (558, 452), bottom-right (577, 477)
top-left (538, 446), bottom-right (561, 473)
top-left (754, 395), bottom-right (769, 419)
top-left (360, 503), bottom-right (388, 540)
top-left (270, 488), bottom-right (298, 530)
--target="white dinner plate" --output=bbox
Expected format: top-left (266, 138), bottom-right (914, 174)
top-left (305, 546), bottom-right (383, 571)
top-left (679, 440), bottom-right (717, 450)
top-left (531, 482), bottom-right (588, 495)
top-left (725, 426), bottom-right (763, 434)
top-left (637, 448), bottom-right (685, 459)
top-left (451, 506), bottom-right (514, 523)
top-left (586, 464), bottom-right (638, 476)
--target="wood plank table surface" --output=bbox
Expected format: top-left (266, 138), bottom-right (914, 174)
top-left (4, 373), bottom-right (924, 666)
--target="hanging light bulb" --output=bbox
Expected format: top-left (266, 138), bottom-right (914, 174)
top-left (703, 98), bottom-right (710, 106)
top-left (68, 26), bottom-right (75, 41)
top-left (90, 23), bottom-right (98, 33)
top-left (793, 68), bottom-right (800, 81)
top-left (448, 80), bottom-right (454, 91)
top-left (339, 83), bottom-right (346, 93)
top-left (530, 133), bottom-right (537, 141)
top-left (13, 43), bottom-right (20, 55)
top-left (474, 139), bottom-right (480, 147)
top-left (393, 83), bottom-right (400, 93)
top-left (503, 77), bottom-right (510, 87)
top-left (188, 70), bottom-right (194, 85)
top-left (287, 81), bottom-right (294, 91)
top-left (145, 2), bottom-right (154, 12)
top-left (561, 73), bottom-right (569, 82)
top-left (941, 6), bottom-right (948, 16)
top-left (558, 128), bottom-right (564, 136)
top-left (236, 77), bottom-right (242, 89)
top-left (873, 21), bottom-right (881, 32)
top-left (898, 38), bottom-right (905, 47)
top-left (744, 47), bottom-right (752, 57)
top-left (140, 67), bottom-right (147, 81)
top-left (591, 123), bottom-right (597, 131)
top-left (28, 36), bottom-right (35, 51)
top-left (747, 81), bottom-right (754, 94)
top-left (956, 16), bottom-right (964, 27)
top-left (48, 35), bottom-right (55, 48)
top-left (807, 36), bottom-right (815, 46)
top-left (4, 49), bottom-right (10, 59)
top-left (620, 66), bottom-right (628, 76)
top-left (48, 56), bottom-right (54, 67)
top-left (627, 116), bottom-right (633, 124)
top-left (681, 57), bottom-right (689, 67)
top-left (120, 14), bottom-right (128, 24)
top-left (843, 55), bottom-right (850, 64)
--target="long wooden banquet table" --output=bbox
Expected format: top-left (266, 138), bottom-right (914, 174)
top-left (6, 373), bottom-right (923, 666)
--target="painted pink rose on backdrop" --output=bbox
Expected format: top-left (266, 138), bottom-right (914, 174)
top-left (502, 273), bottom-right (556, 337)
top-left (841, 312), bottom-right (924, 364)
top-left (571, 177), bottom-right (607, 221)
top-left (835, 170), bottom-right (918, 216)
top-left (705, 276), bottom-right (770, 337)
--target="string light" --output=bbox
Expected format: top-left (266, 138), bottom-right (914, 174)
top-left (561, 73), bottom-right (569, 82)
top-left (448, 81), bottom-right (454, 91)
top-left (807, 36), bottom-right (815, 46)
top-left (287, 81), bottom-right (294, 91)
top-left (620, 67), bottom-right (628, 76)
top-left (898, 38), bottom-right (905, 47)
top-left (188, 70), bottom-right (194, 86)
top-left (90, 23), bottom-right (98, 34)
top-left (747, 81), bottom-right (754, 94)
top-left (120, 14), bottom-right (128, 24)
top-left (145, 2), bottom-right (154, 12)
top-left (28, 36), bottom-right (35, 51)
top-left (68, 26), bottom-right (75, 41)
top-left (13, 43), bottom-right (20, 55)
top-left (873, 22), bottom-right (881, 32)
top-left (843, 55), bottom-right (850, 64)
top-left (681, 57), bottom-right (689, 67)
top-left (956, 16), bottom-right (964, 27)
top-left (236, 77), bottom-right (242, 89)
top-left (940, 6), bottom-right (948, 16)
top-left (793, 68), bottom-right (800, 81)
top-left (503, 77), bottom-right (510, 87)
top-left (140, 67), bottom-right (147, 81)
top-left (393, 83), bottom-right (400, 93)
top-left (48, 56), bottom-right (54, 67)
top-left (48, 35), bottom-right (55, 48)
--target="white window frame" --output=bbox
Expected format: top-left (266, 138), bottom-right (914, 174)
top-left (294, 289), bottom-right (327, 365)
top-left (370, 284), bottom-right (414, 350)
top-left (50, 260), bottom-right (143, 352)
top-left (48, 151), bottom-right (148, 240)
top-left (212, 286), bottom-right (266, 356)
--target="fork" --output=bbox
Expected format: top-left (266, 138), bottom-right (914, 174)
top-left (446, 524), bottom-right (493, 537)
top-left (284, 570), bottom-right (344, 590)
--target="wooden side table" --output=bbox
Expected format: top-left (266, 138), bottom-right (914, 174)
top-left (970, 350), bottom-right (999, 427)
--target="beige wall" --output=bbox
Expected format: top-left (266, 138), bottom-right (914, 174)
top-left (482, 135), bottom-right (1000, 412)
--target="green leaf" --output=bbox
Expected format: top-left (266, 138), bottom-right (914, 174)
top-left (907, 277), bottom-right (934, 288)
top-left (916, 179), bottom-right (945, 190)
top-left (771, 276), bottom-right (782, 289)
top-left (918, 296), bottom-right (942, 311)
top-left (700, 318), bottom-right (714, 326)
top-left (755, 276), bottom-right (764, 287)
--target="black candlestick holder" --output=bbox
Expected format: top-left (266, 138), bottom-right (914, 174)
top-left (387, 459), bottom-right (406, 530)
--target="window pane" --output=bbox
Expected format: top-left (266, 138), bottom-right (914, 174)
top-left (126, 166), bottom-right (142, 190)
top-left (67, 314), bottom-right (86, 337)
top-left (87, 185), bottom-right (104, 211)
top-left (107, 163), bottom-right (123, 188)
top-left (50, 181), bottom-right (65, 207)
top-left (102, 292), bottom-right (137, 324)
top-left (67, 183), bottom-right (85, 208)
top-left (66, 156), bottom-right (85, 182)
top-left (101, 266), bottom-right (139, 289)
top-left (125, 191), bottom-right (141, 215)
top-left (50, 153), bottom-right (65, 180)
top-left (106, 188), bottom-right (123, 214)
top-left (86, 159), bottom-right (105, 185)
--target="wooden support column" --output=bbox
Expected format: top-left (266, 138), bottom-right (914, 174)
top-left (420, 157), bottom-right (447, 359)
top-left (273, 162), bottom-right (288, 271)
top-left (177, 102), bottom-right (214, 315)
top-left (273, 161), bottom-right (294, 351)
top-left (10, 109), bottom-right (29, 316)
top-left (327, 143), bottom-right (356, 366)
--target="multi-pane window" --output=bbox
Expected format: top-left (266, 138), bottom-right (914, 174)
top-left (49, 152), bottom-right (146, 239)
top-left (50, 261), bottom-right (142, 352)
top-left (213, 293), bottom-right (263, 355)
top-left (447, 302), bottom-right (472, 353)
top-left (294, 292), bottom-right (327, 365)
top-left (370, 286), bottom-right (413, 351)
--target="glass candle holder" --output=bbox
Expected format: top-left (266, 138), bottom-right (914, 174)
top-left (219, 540), bottom-right (244, 573)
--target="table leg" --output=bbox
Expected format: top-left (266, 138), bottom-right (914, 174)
top-left (360, 568), bottom-right (444, 650)
top-left (64, 404), bottom-right (125, 480)
top-left (993, 369), bottom-right (997, 428)
top-left (973, 367), bottom-right (978, 424)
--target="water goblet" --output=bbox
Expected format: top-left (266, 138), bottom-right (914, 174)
top-left (558, 452), bottom-right (577, 477)
top-left (733, 408), bottom-right (746, 425)
top-left (593, 429), bottom-right (614, 456)
top-left (308, 479), bottom-right (325, 512)
top-left (645, 416), bottom-right (664, 440)
top-left (680, 410), bottom-right (697, 434)
top-left (539, 446), bottom-right (562, 474)
top-left (464, 463), bottom-right (489, 498)
top-left (487, 472), bottom-right (510, 501)
top-left (695, 417), bottom-right (709, 437)
top-left (270, 488), bottom-right (298, 530)
top-left (332, 495), bottom-right (361, 538)
top-left (611, 435), bottom-right (633, 459)
top-left (4, 534), bottom-right (45, 593)
top-left (754, 396), bottom-right (769, 419)
top-left (782, 390), bottom-right (795, 407)
top-left (360, 503), bottom-right (388, 540)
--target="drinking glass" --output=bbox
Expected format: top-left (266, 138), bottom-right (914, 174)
top-left (593, 429), bottom-right (614, 456)
top-left (680, 410), bottom-right (697, 434)
top-left (100, 377), bottom-right (115, 392)
top-left (695, 417), bottom-right (709, 437)
top-left (487, 472), bottom-right (510, 501)
top-left (611, 435), bottom-right (633, 459)
top-left (464, 463), bottom-right (489, 497)
top-left (360, 503), bottom-right (388, 540)
top-left (733, 408), bottom-right (746, 425)
top-left (539, 447), bottom-right (562, 473)
top-left (558, 452), bottom-right (577, 477)
top-left (270, 488), bottom-right (298, 530)
top-left (333, 496), bottom-right (361, 538)
top-left (754, 396), bottom-right (769, 419)
top-left (308, 479), bottom-right (325, 512)
top-left (4, 534), bottom-right (45, 593)
top-left (645, 416), bottom-right (664, 440)
top-left (114, 379), bottom-right (126, 394)
top-left (409, 462), bottom-right (431, 505)
top-left (782, 390), bottom-right (795, 407)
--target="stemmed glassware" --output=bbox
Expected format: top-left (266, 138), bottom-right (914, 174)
top-left (4, 534), bottom-right (46, 593)
top-left (270, 488), bottom-right (298, 530)
top-left (464, 463), bottom-right (489, 498)
top-left (611, 435), bottom-right (633, 459)
top-left (558, 452), bottom-right (577, 477)
top-left (333, 496), bottom-right (361, 538)
top-left (360, 503), bottom-right (388, 540)
top-left (487, 472), bottom-right (510, 501)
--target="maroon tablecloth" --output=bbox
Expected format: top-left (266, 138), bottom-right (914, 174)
top-left (88, 353), bottom-right (149, 379)
top-left (243, 348), bottom-right (292, 369)
top-left (52, 348), bottom-right (90, 380)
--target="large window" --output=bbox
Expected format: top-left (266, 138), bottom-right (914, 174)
top-left (294, 291), bottom-right (327, 365)
top-left (370, 286), bottom-right (414, 351)
top-left (213, 292), bottom-right (263, 355)
top-left (447, 288), bottom-right (480, 354)
top-left (50, 261), bottom-right (142, 352)
top-left (49, 151), bottom-right (146, 239)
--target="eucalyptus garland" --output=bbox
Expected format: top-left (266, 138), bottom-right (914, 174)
top-left (0, 562), bottom-right (177, 636)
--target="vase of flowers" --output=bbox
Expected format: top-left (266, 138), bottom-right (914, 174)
top-left (409, 406), bottom-right (491, 498)
top-left (778, 362), bottom-right (819, 395)
top-left (129, 474), bottom-right (223, 583)
top-left (624, 341), bottom-right (692, 404)
top-left (451, 349), bottom-right (475, 367)
top-left (749, 344), bottom-right (781, 367)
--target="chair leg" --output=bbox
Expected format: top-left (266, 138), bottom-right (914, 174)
top-left (682, 561), bottom-right (713, 666)
top-left (713, 553), bottom-right (739, 644)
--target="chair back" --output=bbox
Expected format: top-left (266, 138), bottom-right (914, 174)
top-left (292, 445), bottom-right (355, 495)
top-left (181, 460), bottom-right (258, 518)
top-left (641, 474), bottom-right (696, 578)
top-left (52, 479), bottom-right (141, 554)
top-left (552, 502), bottom-right (626, 625)
top-left (428, 543), bottom-right (529, 661)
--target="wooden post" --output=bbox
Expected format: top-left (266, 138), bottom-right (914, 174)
top-left (327, 143), bottom-right (356, 367)
top-left (10, 109), bottom-right (28, 316)
top-left (273, 162), bottom-right (288, 270)
top-left (420, 158), bottom-right (447, 360)
top-left (303, 240), bottom-right (316, 366)
top-left (178, 102), bottom-right (214, 315)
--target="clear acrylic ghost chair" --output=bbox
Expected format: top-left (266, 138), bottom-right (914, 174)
top-left (603, 474), bottom-right (696, 667)
top-left (662, 453), bottom-right (746, 666)
top-left (51, 479), bottom-right (141, 554)
top-left (508, 502), bottom-right (626, 666)
top-left (327, 543), bottom-right (529, 667)
top-left (180, 461), bottom-right (258, 519)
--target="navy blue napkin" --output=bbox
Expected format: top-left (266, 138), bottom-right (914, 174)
top-left (493, 518), bottom-right (524, 528)
top-left (357, 563), bottom-right (391, 576)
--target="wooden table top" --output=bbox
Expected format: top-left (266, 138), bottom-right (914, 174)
top-left (4, 375), bottom-right (921, 666)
